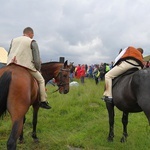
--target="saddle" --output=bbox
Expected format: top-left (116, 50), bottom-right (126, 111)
top-left (112, 68), bottom-right (139, 87)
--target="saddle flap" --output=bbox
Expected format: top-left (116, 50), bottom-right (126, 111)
top-left (112, 68), bottom-right (139, 87)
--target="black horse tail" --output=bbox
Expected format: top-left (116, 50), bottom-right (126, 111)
top-left (0, 71), bottom-right (12, 118)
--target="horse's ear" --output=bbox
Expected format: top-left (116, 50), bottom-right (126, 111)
top-left (64, 60), bottom-right (68, 67)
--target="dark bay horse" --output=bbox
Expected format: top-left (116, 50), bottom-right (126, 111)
top-left (105, 68), bottom-right (150, 142)
top-left (0, 61), bottom-right (70, 150)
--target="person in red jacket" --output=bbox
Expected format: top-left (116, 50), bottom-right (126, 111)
top-left (102, 46), bottom-right (144, 103)
top-left (80, 64), bottom-right (86, 84)
top-left (75, 64), bottom-right (81, 79)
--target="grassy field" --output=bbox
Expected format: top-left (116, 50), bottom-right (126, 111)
top-left (0, 78), bottom-right (150, 150)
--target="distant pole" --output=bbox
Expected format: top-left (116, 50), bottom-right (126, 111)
top-left (59, 57), bottom-right (65, 63)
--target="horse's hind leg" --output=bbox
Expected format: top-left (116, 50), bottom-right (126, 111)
top-left (106, 103), bottom-right (115, 142)
top-left (7, 119), bottom-right (23, 150)
top-left (32, 106), bottom-right (39, 143)
top-left (18, 116), bottom-right (26, 144)
top-left (120, 112), bottom-right (129, 143)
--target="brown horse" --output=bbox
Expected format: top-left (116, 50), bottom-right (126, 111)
top-left (0, 60), bottom-right (70, 150)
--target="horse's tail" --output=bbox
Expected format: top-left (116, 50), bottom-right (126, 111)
top-left (0, 71), bottom-right (12, 118)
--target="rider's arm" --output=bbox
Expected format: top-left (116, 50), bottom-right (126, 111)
top-left (31, 40), bottom-right (41, 71)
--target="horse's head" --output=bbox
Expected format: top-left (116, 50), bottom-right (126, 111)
top-left (69, 62), bottom-right (75, 73)
top-left (55, 60), bottom-right (70, 94)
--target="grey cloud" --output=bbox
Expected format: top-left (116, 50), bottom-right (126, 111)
top-left (0, 0), bottom-right (150, 65)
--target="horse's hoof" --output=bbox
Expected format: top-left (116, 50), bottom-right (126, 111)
top-left (120, 137), bottom-right (127, 143)
top-left (18, 140), bottom-right (24, 144)
top-left (107, 137), bottom-right (113, 142)
top-left (33, 138), bottom-right (39, 143)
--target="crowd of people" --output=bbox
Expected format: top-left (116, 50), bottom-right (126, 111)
top-left (69, 62), bottom-right (113, 84)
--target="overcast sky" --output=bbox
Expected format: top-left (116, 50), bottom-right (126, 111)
top-left (0, 0), bottom-right (150, 65)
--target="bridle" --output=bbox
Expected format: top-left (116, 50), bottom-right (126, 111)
top-left (52, 67), bottom-right (70, 93)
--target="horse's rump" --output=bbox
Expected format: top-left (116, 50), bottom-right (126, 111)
top-left (0, 64), bottom-right (39, 114)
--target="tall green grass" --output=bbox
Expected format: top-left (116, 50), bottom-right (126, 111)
top-left (0, 78), bottom-right (150, 150)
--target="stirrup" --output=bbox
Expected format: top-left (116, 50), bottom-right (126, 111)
top-left (101, 96), bottom-right (113, 103)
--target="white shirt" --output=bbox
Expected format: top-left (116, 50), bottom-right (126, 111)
top-left (114, 47), bottom-right (128, 65)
